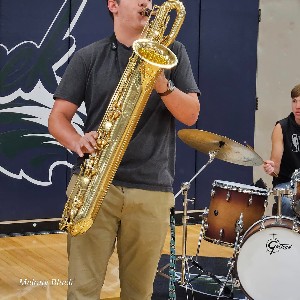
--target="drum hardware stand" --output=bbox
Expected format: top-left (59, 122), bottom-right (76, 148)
top-left (175, 150), bottom-right (220, 286)
top-left (168, 207), bottom-right (177, 300)
top-left (176, 150), bottom-right (238, 297)
top-left (217, 213), bottom-right (244, 300)
top-left (271, 187), bottom-right (300, 224)
top-left (159, 149), bottom-right (221, 298)
top-left (179, 181), bottom-right (194, 285)
top-left (271, 188), bottom-right (300, 232)
top-left (194, 208), bottom-right (208, 260)
top-left (271, 187), bottom-right (294, 217)
top-left (174, 150), bottom-right (219, 199)
top-left (179, 206), bottom-right (234, 296)
top-left (272, 188), bottom-right (285, 217)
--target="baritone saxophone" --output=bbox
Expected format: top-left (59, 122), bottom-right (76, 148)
top-left (59, 0), bottom-right (186, 236)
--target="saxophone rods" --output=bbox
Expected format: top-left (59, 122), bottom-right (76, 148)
top-left (59, 0), bottom-right (186, 236)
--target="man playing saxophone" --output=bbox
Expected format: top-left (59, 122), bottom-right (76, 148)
top-left (48, 0), bottom-right (200, 299)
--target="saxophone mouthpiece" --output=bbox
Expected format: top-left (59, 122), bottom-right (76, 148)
top-left (141, 8), bottom-right (153, 17)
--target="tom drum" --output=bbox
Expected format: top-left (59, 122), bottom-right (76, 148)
top-left (204, 180), bottom-right (268, 246)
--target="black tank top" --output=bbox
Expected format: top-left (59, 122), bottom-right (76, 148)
top-left (273, 113), bottom-right (300, 186)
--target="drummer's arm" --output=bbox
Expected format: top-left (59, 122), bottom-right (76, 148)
top-left (264, 123), bottom-right (284, 176)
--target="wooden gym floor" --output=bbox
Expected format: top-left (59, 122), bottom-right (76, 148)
top-left (0, 224), bottom-right (233, 300)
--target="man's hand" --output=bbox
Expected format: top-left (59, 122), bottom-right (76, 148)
top-left (263, 160), bottom-right (278, 177)
top-left (74, 131), bottom-right (98, 157)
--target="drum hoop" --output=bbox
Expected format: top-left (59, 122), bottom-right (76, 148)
top-left (203, 235), bottom-right (234, 248)
top-left (212, 180), bottom-right (268, 197)
top-left (239, 215), bottom-right (299, 246)
top-left (235, 278), bottom-right (253, 300)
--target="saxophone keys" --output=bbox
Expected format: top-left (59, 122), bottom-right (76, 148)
top-left (91, 169), bottom-right (98, 176)
top-left (73, 198), bottom-right (83, 210)
top-left (104, 121), bottom-right (113, 132)
top-left (108, 111), bottom-right (114, 119)
top-left (71, 218), bottom-right (94, 236)
top-left (96, 139), bottom-right (110, 150)
top-left (108, 108), bottom-right (121, 120)
top-left (70, 208), bottom-right (76, 219)
top-left (97, 131), bottom-right (103, 139)
top-left (114, 101), bottom-right (123, 109)
top-left (80, 176), bottom-right (90, 188)
top-left (113, 110), bottom-right (122, 120)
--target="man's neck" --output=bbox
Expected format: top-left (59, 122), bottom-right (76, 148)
top-left (114, 27), bottom-right (142, 47)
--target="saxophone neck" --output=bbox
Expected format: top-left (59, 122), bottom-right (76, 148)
top-left (141, 8), bottom-right (154, 17)
top-left (141, 0), bottom-right (186, 47)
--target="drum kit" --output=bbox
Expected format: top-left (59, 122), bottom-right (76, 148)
top-left (164, 129), bottom-right (300, 300)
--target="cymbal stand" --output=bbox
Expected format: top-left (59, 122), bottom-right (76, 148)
top-left (161, 149), bottom-right (220, 300)
top-left (174, 150), bottom-right (219, 199)
top-left (176, 150), bottom-right (219, 286)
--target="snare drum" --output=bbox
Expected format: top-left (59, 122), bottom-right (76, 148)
top-left (291, 169), bottom-right (300, 217)
top-left (204, 180), bottom-right (268, 246)
top-left (236, 216), bottom-right (300, 300)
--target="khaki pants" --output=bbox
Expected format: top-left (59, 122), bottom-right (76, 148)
top-left (66, 175), bottom-right (174, 300)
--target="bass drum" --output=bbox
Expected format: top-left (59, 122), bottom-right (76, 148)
top-left (236, 216), bottom-right (300, 300)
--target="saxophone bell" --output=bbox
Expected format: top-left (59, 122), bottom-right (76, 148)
top-left (133, 39), bottom-right (177, 69)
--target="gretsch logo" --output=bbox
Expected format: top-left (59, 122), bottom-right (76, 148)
top-left (266, 234), bottom-right (292, 255)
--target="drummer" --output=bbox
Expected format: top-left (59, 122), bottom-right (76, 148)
top-left (264, 83), bottom-right (300, 217)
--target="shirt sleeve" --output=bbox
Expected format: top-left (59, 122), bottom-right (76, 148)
top-left (170, 41), bottom-right (200, 95)
top-left (53, 51), bottom-right (88, 107)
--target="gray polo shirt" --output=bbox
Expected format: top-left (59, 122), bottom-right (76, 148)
top-left (54, 35), bottom-right (200, 192)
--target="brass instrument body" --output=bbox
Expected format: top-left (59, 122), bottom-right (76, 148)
top-left (60, 0), bottom-right (186, 236)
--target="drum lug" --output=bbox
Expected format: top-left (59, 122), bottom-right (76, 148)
top-left (203, 207), bottom-right (209, 219)
top-left (211, 188), bottom-right (215, 198)
top-left (248, 195), bottom-right (253, 206)
top-left (275, 215), bottom-right (283, 224)
top-left (292, 218), bottom-right (299, 233)
top-left (203, 208), bottom-right (209, 230)
top-left (235, 213), bottom-right (244, 234)
top-left (226, 191), bottom-right (231, 201)
top-left (259, 216), bottom-right (266, 230)
top-left (233, 278), bottom-right (241, 289)
top-left (264, 199), bottom-right (268, 208)
top-left (219, 228), bottom-right (224, 240)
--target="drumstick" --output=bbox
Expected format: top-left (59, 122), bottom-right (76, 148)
top-left (243, 142), bottom-right (279, 177)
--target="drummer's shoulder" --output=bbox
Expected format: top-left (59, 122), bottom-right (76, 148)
top-left (275, 117), bottom-right (288, 127)
top-left (272, 123), bottom-right (283, 140)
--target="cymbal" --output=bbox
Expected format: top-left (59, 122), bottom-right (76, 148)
top-left (178, 129), bottom-right (264, 166)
